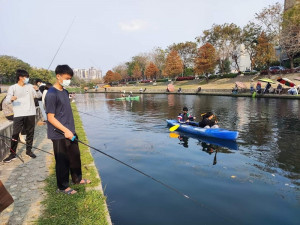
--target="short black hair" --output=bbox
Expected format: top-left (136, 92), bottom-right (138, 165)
top-left (55, 65), bottom-right (74, 77)
top-left (16, 69), bottom-right (29, 82)
top-left (183, 106), bottom-right (188, 111)
top-left (35, 78), bottom-right (42, 84)
top-left (204, 112), bottom-right (213, 118)
top-left (45, 82), bottom-right (53, 90)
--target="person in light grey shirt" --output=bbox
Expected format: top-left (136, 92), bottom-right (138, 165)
top-left (3, 69), bottom-right (42, 163)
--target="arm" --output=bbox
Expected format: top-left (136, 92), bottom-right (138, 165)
top-left (47, 113), bottom-right (74, 139)
top-left (4, 85), bottom-right (17, 104)
top-left (32, 85), bottom-right (42, 98)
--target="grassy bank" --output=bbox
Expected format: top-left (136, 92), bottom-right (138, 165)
top-left (38, 103), bottom-right (110, 225)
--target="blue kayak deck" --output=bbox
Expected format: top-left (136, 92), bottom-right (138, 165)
top-left (167, 120), bottom-right (238, 141)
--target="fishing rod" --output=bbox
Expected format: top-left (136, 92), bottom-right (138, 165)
top-left (54, 129), bottom-right (192, 199)
top-left (0, 134), bottom-right (53, 156)
top-left (54, 129), bottom-right (238, 224)
top-left (2, 140), bottom-right (24, 163)
top-left (47, 17), bottom-right (76, 70)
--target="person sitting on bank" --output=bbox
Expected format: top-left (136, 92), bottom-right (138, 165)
top-left (232, 84), bottom-right (238, 94)
top-left (256, 82), bottom-right (262, 94)
top-left (177, 106), bottom-right (195, 123)
top-left (288, 86), bottom-right (298, 95)
top-left (275, 84), bottom-right (283, 94)
top-left (263, 82), bottom-right (271, 94)
top-left (198, 112), bottom-right (219, 128)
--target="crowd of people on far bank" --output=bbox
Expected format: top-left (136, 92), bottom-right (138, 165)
top-left (232, 81), bottom-right (300, 95)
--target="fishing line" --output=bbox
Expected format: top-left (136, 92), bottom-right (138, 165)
top-left (47, 17), bottom-right (76, 70)
top-left (54, 128), bottom-right (238, 224)
top-left (76, 110), bottom-right (103, 119)
top-left (0, 134), bottom-right (53, 156)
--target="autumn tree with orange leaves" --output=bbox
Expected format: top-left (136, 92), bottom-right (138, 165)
top-left (104, 70), bottom-right (122, 83)
top-left (163, 50), bottom-right (183, 78)
top-left (104, 70), bottom-right (114, 83)
top-left (194, 43), bottom-right (217, 75)
top-left (132, 63), bottom-right (142, 80)
top-left (254, 32), bottom-right (276, 70)
top-left (145, 62), bottom-right (159, 79)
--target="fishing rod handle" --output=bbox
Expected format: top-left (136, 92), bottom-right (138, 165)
top-left (54, 129), bottom-right (76, 141)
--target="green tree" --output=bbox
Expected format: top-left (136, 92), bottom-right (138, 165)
top-left (150, 47), bottom-right (166, 78)
top-left (168, 41), bottom-right (197, 75)
top-left (280, 3), bottom-right (300, 69)
top-left (196, 23), bottom-right (242, 74)
top-left (29, 68), bottom-right (54, 83)
top-left (0, 55), bottom-right (31, 83)
top-left (242, 22), bottom-right (263, 70)
top-left (255, 2), bottom-right (283, 45)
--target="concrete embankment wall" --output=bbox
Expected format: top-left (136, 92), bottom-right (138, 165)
top-left (0, 108), bottom-right (43, 161)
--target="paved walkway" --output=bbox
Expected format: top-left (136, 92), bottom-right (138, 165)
top-left (0, 124), bottom-right (53, 225)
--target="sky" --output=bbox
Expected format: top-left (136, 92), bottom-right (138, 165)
top-left (0, 0), bottom-right (283, 73)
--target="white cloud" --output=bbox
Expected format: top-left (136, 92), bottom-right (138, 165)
top-left (119, 20), bottom-right (148, 31)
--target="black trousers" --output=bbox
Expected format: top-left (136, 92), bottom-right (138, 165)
top-left (10, 115), bottom-right (35, 153)
top-left (52, 138), bottom-right (82, 190)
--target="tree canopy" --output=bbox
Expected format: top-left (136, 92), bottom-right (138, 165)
top-left (164, 50), bottom-right (183, 77)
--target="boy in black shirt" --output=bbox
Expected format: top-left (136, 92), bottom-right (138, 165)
top-left (45, 65), bottom-right (90, 195)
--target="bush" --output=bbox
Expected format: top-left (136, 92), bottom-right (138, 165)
top-left (128, 81), bottom-right (136, 84)
top-left (176, 76), bottom-right (195, 81)
top-left (294, 57), bottom-right (300, 68)
top-left (156, 78), bottom-right (169, 82)
top-left (222, 73), bottom-right (238, 78)
top-left (243, 72), bottom-right (257, 75)
top-left (140, 80), bottom-right (151, 83)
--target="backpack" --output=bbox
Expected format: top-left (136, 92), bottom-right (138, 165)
top-left (0, 85), bottom-right (16, 117)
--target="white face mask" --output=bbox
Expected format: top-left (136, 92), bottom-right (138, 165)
top-left (60, 79), bottom-right (71, 87)
top-left (24, 77), bottom-right (29, 84)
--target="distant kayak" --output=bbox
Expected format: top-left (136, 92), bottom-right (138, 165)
top-left (167, 119), bottom-right (239, 141)
top-left (115, 96), bottom-right (140, 101)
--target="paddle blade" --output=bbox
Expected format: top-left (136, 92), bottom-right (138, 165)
top-left (169, 133), bottom-right (180, 138)
top-left (169, 125), bottom-right (180, 131)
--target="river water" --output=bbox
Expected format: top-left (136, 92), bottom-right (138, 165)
top-left (75, 93), bottom-right (300, 225)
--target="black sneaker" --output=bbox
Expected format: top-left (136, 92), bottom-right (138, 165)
top-left (26, 152), bottom-right (36, 158)
top-left (3, 154), bottom-right (17, 163)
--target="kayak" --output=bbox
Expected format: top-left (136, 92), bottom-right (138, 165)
top-left (167, 119), bottom-right (239, 141)
top-left (115, 96), bottom-right (140, 101)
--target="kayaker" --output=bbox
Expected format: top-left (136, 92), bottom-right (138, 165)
top-left (198, 112), bottom-right (219, 128)
top-left (177, 106), bottom-right (195, 123)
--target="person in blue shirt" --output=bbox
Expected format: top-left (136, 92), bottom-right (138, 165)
top-left (45, 65), bottom-right (91, 195)
top-left (177, 106), bottom-right (195, 123)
